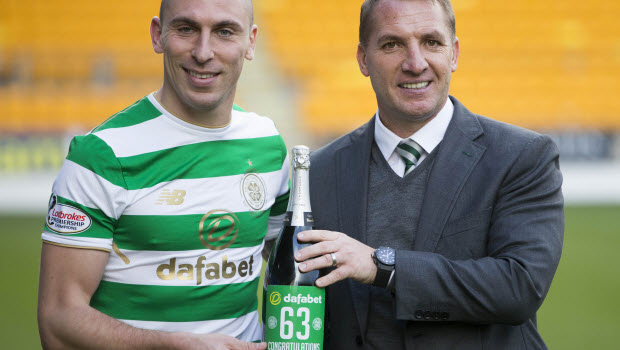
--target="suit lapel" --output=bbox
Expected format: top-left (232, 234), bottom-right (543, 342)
top-left (415, 98), bottom-right (487, 252)
top-left (335, 117), bottom-right (375, 336)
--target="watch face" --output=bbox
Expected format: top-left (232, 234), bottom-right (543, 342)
top-left (376, 247), bottom-right (395, 265)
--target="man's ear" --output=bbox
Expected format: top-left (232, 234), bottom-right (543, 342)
top-left (245, 25), bottom-right (258, 60)
top-left (150, 16), bottom-right (164, 54)
top-left (451, 37), bottom-right (460, 72)
top-left (357, 43), bottom-right (370, 77)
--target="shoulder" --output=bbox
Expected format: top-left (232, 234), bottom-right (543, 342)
top-left (91, 95), bottom-right (161, 133)
top-left (83, 95), bottom-right (163, 158)
top-left (231, 108), bottom-right (282, 137)
top-left (231, 108), bottom-right (288, 164)
top-left (67, 133), bottom-right (115, 161)
top-left (65, 133), bottom-right (126, 189)
top-left (451, 102), bottom-right (560, 183)
top-left (478, 114), bottom-right (544, 144)
top-left (472, 115), bottom-right (558, 166)
top-left (451, 97), bottom-right (555, 155)
top-left (471, 114), bottom-right (562, 201)
top-left (64, 96), bottom-right (159, 188)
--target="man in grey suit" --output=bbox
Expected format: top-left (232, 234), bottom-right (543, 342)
top-left (294, 0), bottom-right (564, 349)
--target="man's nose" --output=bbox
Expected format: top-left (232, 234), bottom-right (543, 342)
top-left (402, 45), bottom-right (428, 74)
top-left (192, 33), bottom-right (215, 63)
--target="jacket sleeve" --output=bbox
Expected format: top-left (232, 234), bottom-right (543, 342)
top-left (393, 135), bottom-right (564, 325)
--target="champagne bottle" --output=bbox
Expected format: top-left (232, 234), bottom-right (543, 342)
top-left (263, 145), bottom-right (325, 349)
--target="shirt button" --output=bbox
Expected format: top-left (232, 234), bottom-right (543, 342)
top-left (355, 335), bottom-right (363, 346)
top-left (423, 311), bottom-right (432, 320)
top-left (415, 310), bottom-right (423, 319)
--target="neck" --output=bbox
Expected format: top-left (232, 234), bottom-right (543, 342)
top-left (378, 98), bottom-right (449, 138)
top-left (154, 89), bottom-right (234, 128)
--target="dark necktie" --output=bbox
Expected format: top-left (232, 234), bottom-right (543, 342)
top-left (396, 139), bottom-right (423, 176)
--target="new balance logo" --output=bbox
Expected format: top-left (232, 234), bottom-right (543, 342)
top-left (156, 189), bottom-right (186, 205)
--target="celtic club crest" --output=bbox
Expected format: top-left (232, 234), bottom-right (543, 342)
top-left (312, 317), bottom-right (323, 331)
top-left (267, 316), bottom-right (278, 330)
top-left (241, 173), bottom-right (265, 210)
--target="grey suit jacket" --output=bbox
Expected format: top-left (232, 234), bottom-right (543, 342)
top-left (309, 97), bottom-right (564, 350)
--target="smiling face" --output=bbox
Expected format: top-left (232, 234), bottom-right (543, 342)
top-left (151, 0), bottom-right (256, 126)
top-left (357, 0), bottom-right (459, 137)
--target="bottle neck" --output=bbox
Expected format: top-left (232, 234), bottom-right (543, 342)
top-left (287, 166), bottom-right (312, 226)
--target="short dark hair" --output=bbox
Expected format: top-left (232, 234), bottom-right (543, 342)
top-left (159, 0), bottom-right (254, 26)
top-left (359, 0), bottom-right (456, 46)
top-left (159, 0), bottom-right (169, 24)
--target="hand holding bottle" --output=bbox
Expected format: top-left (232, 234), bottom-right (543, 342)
top-left (175, 333), bottom-right (267, 350)
top-left (295, 230), bottom-right (377, 287)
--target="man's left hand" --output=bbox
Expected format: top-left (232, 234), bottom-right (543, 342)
top-left (295, 230), bottom-right (376, 287)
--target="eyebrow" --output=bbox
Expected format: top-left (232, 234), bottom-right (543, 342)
top-left (168, 17), bottom-right (201, 28)
top-left (212, 20), bottom-right (244, 31)
top-left (376, 34), bottom-right (403, 44)
top-left (420, 30), bottom-right (448, 42)
top-left (376, 30), bottom-right (448, 44)
top-left (168, 17), bottom-right (244, 31)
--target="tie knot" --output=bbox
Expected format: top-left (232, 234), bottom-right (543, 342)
top-left (396, 139), bottom-right (423, 175)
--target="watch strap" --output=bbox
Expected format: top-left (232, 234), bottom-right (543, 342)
top-left (372, 247), bottom-right (395, 288)
top-left (386, 270), bottom-right (396, 291)
top-left (373, 264), bottom-right (392, 288)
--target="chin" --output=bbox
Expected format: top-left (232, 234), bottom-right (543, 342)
top-left (184, 94), bottom-right (222, 110)
top-left (397, 106), bottom-right (431, 120)
top-left (406, 101), bottom-right (443, 120)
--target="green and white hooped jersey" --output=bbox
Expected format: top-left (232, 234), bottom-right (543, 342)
top-left (42, 93), bottom-right (290, 341)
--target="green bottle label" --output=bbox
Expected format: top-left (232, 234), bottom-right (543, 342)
top-left (265, 285), bottom-right (325, 350)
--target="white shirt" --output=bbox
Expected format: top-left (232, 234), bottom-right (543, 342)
top-left (374, 98), bottom-right (454, 177)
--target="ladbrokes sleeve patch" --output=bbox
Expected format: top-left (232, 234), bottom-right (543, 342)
top-left (46, 195), bottom-right (92, 234)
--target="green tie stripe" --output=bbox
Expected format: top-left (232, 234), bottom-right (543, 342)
top-left (396, 139), bottom-right (423, 175)
top-left (397, 142), bottom-right (421, 160)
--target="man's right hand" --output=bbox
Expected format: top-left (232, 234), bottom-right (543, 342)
top-left (179, 333), bottom-right (266, 350)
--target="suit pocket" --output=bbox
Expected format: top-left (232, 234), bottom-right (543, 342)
top-left (442, 208), bottom-right (492, 238)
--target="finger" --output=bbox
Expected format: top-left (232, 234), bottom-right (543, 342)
top-left (297, 230), bottom-right (341, 243)
top-left (295, 240), bottom-right (336, 262)
top-left (235, 341), bottom-right (267, 350)
top-left (299, 253), bottom-right (334, 273)
top-left (314, 266), bottom-right (350, 288)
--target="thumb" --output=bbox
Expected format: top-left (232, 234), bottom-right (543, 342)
top-left (236, 341), bottom-right (267, 350)
top-left (250, 342), bottom-right (267, 350)
top-left (252, 342), bottom-right (267, 350)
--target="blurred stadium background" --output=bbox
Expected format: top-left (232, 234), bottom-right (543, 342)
top-left (1, 0), bottom-right (618, 348)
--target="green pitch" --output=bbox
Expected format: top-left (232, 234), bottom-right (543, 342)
top-left (1, 206), bottom-right (618, 349)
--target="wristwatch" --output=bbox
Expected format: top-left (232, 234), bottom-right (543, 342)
top-left (372, 246), bottom-right (395, 288)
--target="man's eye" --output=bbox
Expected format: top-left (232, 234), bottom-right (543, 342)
top-left (382, 42), bottom-right (397, 49)
top-left (179, 27), bottom-right (193, 33)
top-left (427, 40), bottom-right (438, 47)
top-left (219, 29), bottom-right (233, 36)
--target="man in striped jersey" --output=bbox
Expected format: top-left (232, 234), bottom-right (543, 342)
top-left (37, 1), bottom-right (287, 349)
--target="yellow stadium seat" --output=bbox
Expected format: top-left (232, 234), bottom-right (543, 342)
top-left (257, 0), bottom-right (620, 132)
top-left (1, 0), bottom-right (619, 133)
